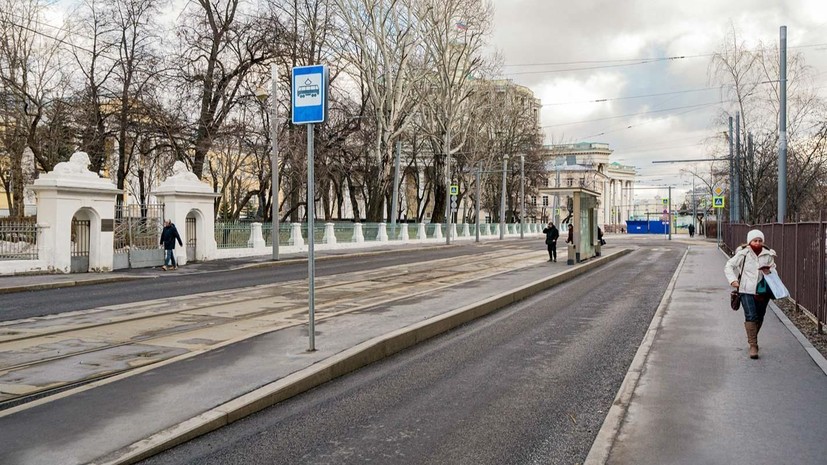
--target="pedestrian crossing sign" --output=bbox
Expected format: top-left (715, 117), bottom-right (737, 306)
top-left (713, 196), bottom-right (725, 208)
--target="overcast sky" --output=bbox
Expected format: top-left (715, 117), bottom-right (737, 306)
top-left (490, 0), bottom-right (827, 199)
top-left (46, 0), bottom-right (827, 201)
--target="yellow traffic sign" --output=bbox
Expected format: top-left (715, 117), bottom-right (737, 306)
top-left (713, 186), bottom-right (724, 196)
top-left (450, 185), bottom-right (459, 195)
top-left (712, 196), bottom-right (725, 208)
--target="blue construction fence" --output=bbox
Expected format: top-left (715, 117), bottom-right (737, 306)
top-left (626, 220), bottom-right (671, 234)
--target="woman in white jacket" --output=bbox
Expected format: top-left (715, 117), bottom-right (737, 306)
top-left (724, 229), bottom-right (777, 359)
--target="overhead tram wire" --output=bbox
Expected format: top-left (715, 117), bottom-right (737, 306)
top-left (542, 86), bottom-right (720, 106)
top-left (573, 103), bottom-right (720, 140)
top-left (540, 100), bottom-right (731, 129)
top-left (504, 58), bottom-right (691, 76)
top-left (503, 54), bottom-right (710, 68)
top-left (0, 16), bottom-right (100, 58)
top-left (502, 42), bottom-right (827, 68)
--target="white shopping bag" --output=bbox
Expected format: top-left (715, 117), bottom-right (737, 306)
top-left (764, 270), bottom-right (790, 299)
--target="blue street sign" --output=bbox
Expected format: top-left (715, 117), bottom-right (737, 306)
top-left (292, 65), bottom-right (328, 124)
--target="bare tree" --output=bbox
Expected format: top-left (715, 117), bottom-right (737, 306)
top-left (333, 0), bottom-right (425, 221)
top-left (70, 0), bottom-right (118, 173)
top-left (108, 0), bottom-right (165, 204)
top-left (0, 0), bottom-right (69, 216)
top-left (415, 0), bottom-right (492, 223)
top-left (711, 25), bottom-right (827, 222)
top-left (172, 0), bottom-right (282, 178)
top-left (207, 122), bottom-right (256, 220)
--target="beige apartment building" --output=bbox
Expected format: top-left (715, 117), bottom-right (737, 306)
top-left (536, 142), bottom-right (636, 231)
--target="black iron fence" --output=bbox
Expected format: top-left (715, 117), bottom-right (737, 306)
top-left (723, 219), bottom-right (826, 333)
top-left (0, 218), bottom-right (39, 260)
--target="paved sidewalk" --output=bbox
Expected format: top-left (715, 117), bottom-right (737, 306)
top-left (587, 243), bottom-right (827, 465)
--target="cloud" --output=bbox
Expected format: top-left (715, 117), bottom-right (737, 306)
top-left (490, 0), bottom-right (827, 197)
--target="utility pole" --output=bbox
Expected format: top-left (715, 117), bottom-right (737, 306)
top-left (269, 64), bottom-right (280, 260)
top-left (554, 156), bottom-right (561, 225)
top-left (445, 129), bottom-right (452, 245)
top-left (692, 176), bottom-right (696, 235)
top-left (519, 154), bottom-right (525, 239)
top-left (778, 25), bottom-right (788, 223)
top-left (734, 111), bottom-right (741, 222)
top-left (746, 133), bottom-right (753, 221)
top-left (728, 116), bottom-right (734, 222)
top-left (475, 163), bottom-right (481, 243)
top-left (500, 155), bottom-right (509, 240)
top-left (668, 185), bottom-right (672, 241)
top-left (391, 141), bottom-right (401, 233)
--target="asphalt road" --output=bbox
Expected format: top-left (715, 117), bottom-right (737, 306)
top-left (140, 243), bottom-right (684, 465)
top-left (0, 244), bottom-right (508, 320)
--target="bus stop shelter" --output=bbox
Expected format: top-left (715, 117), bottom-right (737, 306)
top-left (538, 186), bottom-right (601, 264)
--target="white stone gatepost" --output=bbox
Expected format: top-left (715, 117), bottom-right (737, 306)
top-left (153, 161), bottom-right (220, 266)
top-left (30, 152), bottom-right (120, 273)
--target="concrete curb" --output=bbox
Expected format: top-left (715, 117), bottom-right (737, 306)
top-left (770, 301), bottom-right (827, 376)
top-left (583, 247), bottom-right (689, 465)
top-left (0, 276), bottom-right (147, 295)
top-left (94, 249), bottom-right (632, 465)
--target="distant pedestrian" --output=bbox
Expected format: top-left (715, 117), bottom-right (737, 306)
top-left (724, 229), bottom-right (777, 359)
top-left (565, 224), bottom-right (574, 245)
top-left (160, 219), bottom-right (183, 271)
top-left (543, 222), bottom-right (559, 262)
top-left (597, 226), bottom-right (606, 245)
top-left (688, 224), bottom-right (695, 238)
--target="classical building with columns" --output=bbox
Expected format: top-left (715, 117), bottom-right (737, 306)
top-left (536, 142), bottom-right (636, 231)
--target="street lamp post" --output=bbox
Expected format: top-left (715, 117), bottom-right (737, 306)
top-left (691, 176), bottom-right (696, 236)
top-left (500, 155), bottom-right (509, 240)
top-left (391, 141), bottom-right (401, 233)
top-left (445, 130), bottom-right (452, 245)
top-left (256, 64), bottom-right (281, 260)
top-left (519, 154), bottom-right (525, 239)
top-left (475, 163), bottom-right (481, 243)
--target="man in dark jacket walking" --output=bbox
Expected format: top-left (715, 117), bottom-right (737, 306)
top-left (160, 219), bottom-right (183, 271)
top-left (543, 222), bottom-right (559, 262)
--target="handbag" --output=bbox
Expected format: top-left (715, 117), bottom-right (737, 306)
top-left (730, 255), bottom-right (746, 311)
top-left (730, 289), bottom-right (741, 310)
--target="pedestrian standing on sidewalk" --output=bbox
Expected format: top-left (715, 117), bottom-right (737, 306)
top-left (543, 222), bottom-right (559, 262)
top-left (565, 224), bottom-right (574, 244)
top-left (724, 229), bottom-right (777, 359)
top-left (160, 219), bottom-right (183, 271)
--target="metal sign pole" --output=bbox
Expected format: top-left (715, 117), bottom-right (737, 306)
top-left (307, 123), bottom-right (316, 352)
top-left (292, 64), bottom-right (326, 353)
